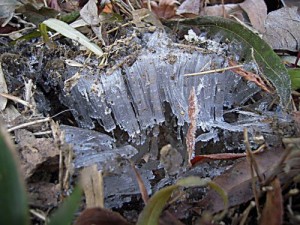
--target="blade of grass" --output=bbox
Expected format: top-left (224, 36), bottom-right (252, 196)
top-left (137, 176), bottom-right (227, 225)
top-left (48, 186), bottom-right (82, 225)
top-left (0, 126), bottom-right (29, 225)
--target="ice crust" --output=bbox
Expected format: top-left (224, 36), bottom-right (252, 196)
top-left (61, 125), bottom-right (153, 208)
top-left (61, 125), bottom-right (138, 169)
top-left (60, 31), bottom-right (267, 140)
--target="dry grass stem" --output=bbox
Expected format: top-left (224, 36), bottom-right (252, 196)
top-left (184, 64), bottom-right (243, 77)
top-left (0, 92), bottom-right (32, 108)
top-left (7, 117), bottom-right (51, 132)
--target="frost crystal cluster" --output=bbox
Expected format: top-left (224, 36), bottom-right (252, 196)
top-left (60, 31), bottom-right (270, 142)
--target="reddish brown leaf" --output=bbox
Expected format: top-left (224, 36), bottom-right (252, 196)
top-left (132, 163), bottom-right (149, 204)
top-left (191, 152), bottom-right (247, 165)
top-left (191, 148), bottom-right (264, 165)
top-left (74, 207), bottom-right (132, 225)
top-left (229, 60), bottom-right (273, 93)
top-left (143, 0), bottom-right (179, 19)
top-left (196, 147), bottom-right (284, 213)
top-left (186, 87), bottom-right (198, 165)
top-left (259, 178), bottom-right (283, 225)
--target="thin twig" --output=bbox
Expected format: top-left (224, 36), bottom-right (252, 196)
top-left (184, 65), bottom-right (244, 77)
top-left (239, 201), bottom-right (256, 225)
top-left (30, 209), bottom-right (46, 221)
top-left (32, 130), bottom-right (52, 136)
top-left (0, 92), bottom-right (32, 108)
top-left (7, 117), bottom-right (51, 132)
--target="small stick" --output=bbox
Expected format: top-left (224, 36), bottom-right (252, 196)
top-left (0, 92), bottom-right (32, 108)
top-left (7, 117), bottom-right (51, 132)
top-left (184, 65), bottom-right (244, 77)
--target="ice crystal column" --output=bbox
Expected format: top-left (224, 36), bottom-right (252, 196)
top-left (60, 31), bottom-right (263, 139)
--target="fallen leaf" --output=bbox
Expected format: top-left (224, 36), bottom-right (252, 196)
top-left (176, 0), bottom-right (202, 17)
top-left (47, 0), bottom-right (61, 11)
top-left (201, 4), bottom-right (244, 21)
top-left (191, 152), bottom-right (249, 165)
top-left (80, 0), bottom-right (100, 25)
top-left (239, 0), bottom-right (267, 33)
top-left (196, 147), bottom-right (284, 213)
top-left (263, 7), bottom-right (300, 52)
top-left (0, 0), bottom-right (21, 24)
top-left (143, 0), bottom-right (179, 19)
top-left (132, 8), bottom-right (163, 28)
top-left (74, 207), bottom-right (132, 225)
top-left (259, 178), bottom-right (283, 225)
top-left (132, 164), bottom-right (149, 204)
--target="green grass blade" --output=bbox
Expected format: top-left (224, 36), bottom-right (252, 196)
top-left (137, 176), bottom-right (224, 225)
top-left (48, 186), bottom-right (82, 225)
top-left (288, 68), bottom-right (300, 90)
top-left (48, 187), bottom-right (82, 225)
top-left (0, 127), bottom-right (29, 225)
top-left (137, 185), bottom-right (177, 225)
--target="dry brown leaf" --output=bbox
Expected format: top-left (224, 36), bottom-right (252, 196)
top-left (201, 3), bottom-right (245, 21)
top-left (132, 163), bottom-right (149, 204)
top-left (80, 0), bottom-right (100, 25)
top-left (47, 0), bottom-right (61, 11)
top-left (176, 0), bottom-right (202, 17)
top-left (191, 152), bottom-right (259, 165)
top-left (132, 8), bottom-right (163, 28)
top-left (229, 60), bottom-right (273, 93)
top-left (143, 0), bottom-right (179, 19)
top-left (196, 147), bottom-right (284, 213)
top-left (239, 0), bottom-right (267, 33)
top-left (74, 207), bottom-right (132, 225)
top-left (263, 7), bottom-right (300, 52)
top-left (259, 178), bottom-right (283, 225)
